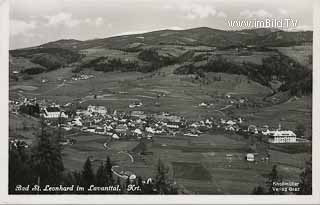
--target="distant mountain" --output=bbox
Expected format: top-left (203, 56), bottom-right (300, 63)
top-left (40, 39), bottom-right (83, 49)
top-left (9, 27), bottom-right (312, 84)
top-left (30, 27), bottom-right (312, 51)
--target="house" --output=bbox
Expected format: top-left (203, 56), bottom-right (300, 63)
top-left (129, 101), bottom-right (143, 108)
top-left (184, 133), bottom-right (199, 137)
top-left (145, 127), bottom-right (155, 134)
top-left (133, 128), bottom-right (142, 136)
top-left (104, 125), bottom-right (113, 131)
top-left (131, 111), bottom-right (147, 119)
top-left (60, 124), bottom-right (72, 131)
top-left (71, 116), bottom-right (83, 126)
top-left (95, 127), bottom-right (105, 134)
top-left (112, 133), bottom-right (120, 140)
top-left (115, 124), bottom-right (128, 133)
top-left (87, 105), bottom-right (107, 115)
top-left (267, 130), bottom-right (297, 143)
top-left (246, 153), bottom-right (255, 162)
top-left (153, 113), bottom-right (181, 123)
top-left (199, 102), bottom-right (208, 107)
top-left (42, 107), bottom-right (68, 119)
top-left (86, 126), bottom-right (96, 133)
top-left (226, 120), bottom-right (236, 126)
top-left (247, 125), bottom-right (258, 134)
top-left (166, 122), bottom-right (180, 129)
top-left (225, 125), bottom-right (236, 131)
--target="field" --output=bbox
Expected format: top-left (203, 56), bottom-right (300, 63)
top-left (9, 42), bottom-right (312, 194)
top-left (272, 44), bottom-right (312, 69)
top-left (51, 129), bottom-right (308, 194)
top-left (232, 96), bottom-right (312, 138)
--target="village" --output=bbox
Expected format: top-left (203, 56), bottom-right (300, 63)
top-left (9, 95), bottom-right (308, 163)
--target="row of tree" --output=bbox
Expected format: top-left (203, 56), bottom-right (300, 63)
top-left (80, 56), bottom-right (163, 73)
top-left (19, 103), bottom-right (40, 117)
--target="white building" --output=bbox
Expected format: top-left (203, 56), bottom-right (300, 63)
top-left (246, 153), bottom-right (255, 162)
top-left (42, 107), bottom-right (68, 119)
top-left (87, 105), bottom-right (107, 115)
top-left (71, 116), bottom-right (83, 126)
top-left (267, 130), bottom-right (297, 143)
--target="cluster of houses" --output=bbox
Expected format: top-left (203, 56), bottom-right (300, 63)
top-left (10, 96), bottom-right (299, 145)
top-left (71, 74), bottom-right (94, 81)
top-left (65, 107), bottom-right (186, 140)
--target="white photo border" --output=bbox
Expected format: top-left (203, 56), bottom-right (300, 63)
top-left (0, 0), bottom-right (319, 204)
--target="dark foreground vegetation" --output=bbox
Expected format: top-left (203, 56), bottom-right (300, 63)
top-left (9, 121), bottom-right (177, 194)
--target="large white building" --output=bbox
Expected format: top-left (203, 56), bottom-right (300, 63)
top-left (265, 130), bottom-right (297, 143)
top-left (42, 107), bottom-right (68, 119)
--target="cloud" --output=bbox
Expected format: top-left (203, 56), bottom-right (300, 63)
top-left (287, 24), bottom-right (313, 31)
top-left (164, 3), bottom-right (228, 20)
top-left (278, 8), bottom-right (288, 15)
top-left (240, 9), bottom-right (273, 18)
top-left (95, 17), bottom-right (104, 26)
top-left (45, 12), bottom-right (81, 27)
top-left (217, 11), bottom-right (227, 18)
top-left (84, 18), bottom-right (92, 24)
top-left (181, 4), bottom-right (217, 19)
top-left (10, 19), bottom-right (37, 36)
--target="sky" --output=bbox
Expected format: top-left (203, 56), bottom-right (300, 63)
top-left (10, 0), bottom-right (313, 49)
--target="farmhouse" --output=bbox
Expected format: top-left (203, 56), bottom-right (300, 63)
top-left (42, 107), bottom-right (68, 119)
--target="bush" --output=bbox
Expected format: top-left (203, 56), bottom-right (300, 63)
top-left (21, 67), bottom-right (45, 75)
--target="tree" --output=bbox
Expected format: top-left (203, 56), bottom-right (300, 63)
top-left (266, 165), bottom-right (281, 194)
top-left (82, 157), bottom-right (95, 188)
top-left (104, 156), bottom-right (113, 185)
top-left (139, 139), bottom-right (147, 155)
top-left (155, 159), bottom-right (171, 194)
top-left (95, 162), bottom-right (106, 187)
top-left (295, 123), bottom-right (306, 138)
top-left (298, 158), bottom-right (312, 195)
top-left (252, 186), bottom-right (265, 194)
top-left (9, 143), bottom-right (34, 193)
top-left (31, 120), bottom-right (64, 187)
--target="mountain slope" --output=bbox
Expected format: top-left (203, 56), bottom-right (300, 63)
top-left (31, 27), bottom-right (313, 50)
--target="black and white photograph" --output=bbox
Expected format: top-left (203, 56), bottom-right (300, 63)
top-left (2, 0), bottom-right (320, 203)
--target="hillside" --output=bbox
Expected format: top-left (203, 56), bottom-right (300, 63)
top-left (33, 27), bottom-right (312, 50)
top-left (9, 27), bottom-right (312, 97)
